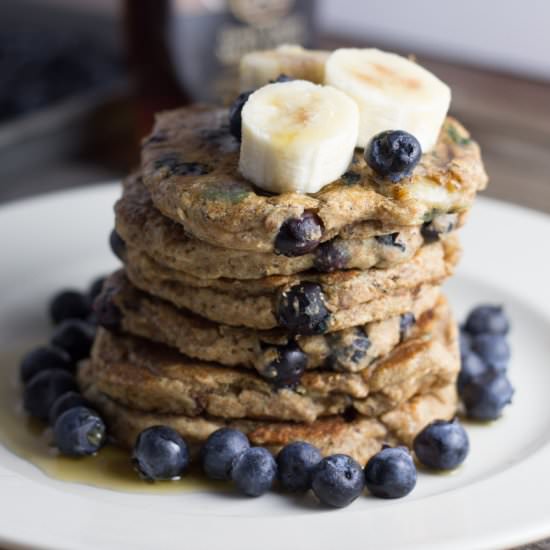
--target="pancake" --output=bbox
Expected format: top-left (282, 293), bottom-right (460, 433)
top-left (82, 299), bottom-right (458, 424)
top-left (140, 105), bottom-right (487, 252)
top-left (101, 270), bottom-right (441, 374)
top-left (81, 378), bottom-right (457, 465)
top-left (124, 234), bottom-right (459, 297)
top-left (115, 174), bottom-right (466, 279)
top-left (122, 236), bottom-right (459, 332)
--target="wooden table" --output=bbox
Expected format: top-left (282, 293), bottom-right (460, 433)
top-left (425, 57), bottom-right (550, 216)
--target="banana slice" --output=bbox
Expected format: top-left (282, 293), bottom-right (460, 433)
top-left (239, 44), bottom-right (329, 91)
top-left (325, 48), bottom-right (451, 151)
top-left (239, 80), bottom-right (359, 195)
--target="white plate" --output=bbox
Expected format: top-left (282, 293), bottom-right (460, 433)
top-left (0, 184), bottom-right (549, 550)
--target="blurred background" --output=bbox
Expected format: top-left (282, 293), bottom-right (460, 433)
top-left (1, 0), bottom-right (549, 210)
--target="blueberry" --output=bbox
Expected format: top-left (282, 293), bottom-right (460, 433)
top-left (229, 90), bottom-right (253, 141)
top-left (19, 345), bottom-right (74, 383)
top-left (364, 446), bottom-right (417, 499)
top-left (132, 426), bottom-right (190, 481)
top-left (457, 351), bottom-right (488, 393)
top-left (413, 418), bottom-right (469, 470)
top-left (464, 305), bottom-right (509, 335)
top-left (328, 328), bottom-right (371, 371)
top-left (143, 131), bottom-right (167, 145)
top-left (51, 319), bottom-right (95, 361)
top-left (49, 290), bottom-right (91, 325)
top-left (23, 369), bottom-right (77, 421)
top-left (153, 154), bottom-right (210, 176)
top-left (459, 328), bottom-right (472, 358)
top-left (421, 213), bottom-right (458, 243)
top-left (314, 240), bottom-right (350, 272)
top-left (365, 130), bottom-right (422, 182)
top-left (88, 276), bottom-right (106, 302)
top-left (201, 428), bottom-right (250, 480)
top-left (461, 371), bottom-right (514, 420)
top-left (109, 229), bottom-right (126, 261)
top-left (400, 313), bottom-right (416, 340)
top-left (93, 286), bottom-right (121, 331)
top-left (274, 212), bottom-right (323, 257)
top-left (270, 74), bottom-right (293, 83)
top-left (277, 283), bottom-right (330, 335)
top-left (53, 406), bottom-right (106, 456)
top-left (487, 359), bottom-right (509, 373)
top-left (311, 454), bottom-right (365, 508)
top-left (180, 162), bottom-right (210, 176)
top-left (375, 233), bottom-right (406, 252)
top-left (471, 333), bottom-right (510, 365)
top-left (231, 447), bottom-right (277, 497)
top-left (262, 341), bottom-right (307, 387)
top-left (49, 391), bottom-right (90, 425)
top-left (277, 441), bottom-right (322, 492)
top-left (341, 171), bottom-right (361, 185)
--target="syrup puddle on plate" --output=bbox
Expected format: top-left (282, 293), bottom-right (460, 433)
top-left (0, 348), bottom-right (224, 494)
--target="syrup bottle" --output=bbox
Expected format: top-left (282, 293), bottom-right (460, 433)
top-left (125, 0), bottom-right (317, 136)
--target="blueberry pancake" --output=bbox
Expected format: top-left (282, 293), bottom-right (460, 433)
top-left (81, 298), bottom-right (458, 424)
top-left (140, 106), bottom-right (486, 253)
top-left (80, 372), bottom-right (457, 465)
top-left (124, 234), bottom-right (458, 296)
top-left (121, 236), bottom-right (460, 333)
top-left (116, 174), bottom-right (464, 279)
top-left (98, 270), bottom-right (441, 376)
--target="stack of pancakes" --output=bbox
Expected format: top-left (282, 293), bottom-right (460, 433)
top-left (79, 106), bottom-right (487, 464)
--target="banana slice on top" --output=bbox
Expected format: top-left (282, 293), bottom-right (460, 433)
top-left (239, 80), bottom-right (359, 195)
top-left (239, 44), bottom-right (328, 91)
top-left (325, 48), bottom-right (451, 151)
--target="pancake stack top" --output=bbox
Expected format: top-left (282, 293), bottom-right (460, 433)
top-left (80, 46), bottom-right (488, 464)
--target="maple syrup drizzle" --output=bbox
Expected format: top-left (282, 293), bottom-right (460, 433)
top-left (0, 349), bottom-right (223, 494)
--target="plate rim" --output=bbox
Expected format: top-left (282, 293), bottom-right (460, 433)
top-left (1, 184), bottom-right (550, 550)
